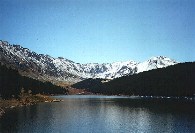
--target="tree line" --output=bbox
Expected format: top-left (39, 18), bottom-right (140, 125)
top-left (72, 62), bottom-right (195, 97)
top-left (0, 65), bottom-right (67, 99)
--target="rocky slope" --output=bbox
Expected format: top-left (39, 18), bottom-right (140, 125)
top-left (0, 40), bottom-right (177, 83)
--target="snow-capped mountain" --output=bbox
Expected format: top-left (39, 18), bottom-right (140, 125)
top-left (0, 40), bottom-right (178, 83)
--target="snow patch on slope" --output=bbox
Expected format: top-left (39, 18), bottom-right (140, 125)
top-left (0, 40), bottom-right (178, 83)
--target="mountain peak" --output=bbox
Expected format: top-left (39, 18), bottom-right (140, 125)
top-left (135, 56), bottom-right (177, 73)
top-left (149, 56), bottom-right (169, 60)
top-left (0, 41), bottom-right (178, 83)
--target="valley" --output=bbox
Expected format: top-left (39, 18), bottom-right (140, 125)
top-left (0, 40), bottom-right (177, 85)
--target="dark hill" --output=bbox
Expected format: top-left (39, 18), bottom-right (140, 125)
top-left (72, 78), bottom-right (105, 93)
top-left (0, 65), bottom-right (67, 99)
top-left (72, 62), bottom-right (195, 97)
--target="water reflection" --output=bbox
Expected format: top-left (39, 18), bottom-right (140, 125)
top-left (0, 95), bottom-right (195, 133)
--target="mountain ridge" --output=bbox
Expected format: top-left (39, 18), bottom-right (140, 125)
top-left (0, 40), bottom-right (178, 84)
top-left (72, 62), bottom-right (195, 97)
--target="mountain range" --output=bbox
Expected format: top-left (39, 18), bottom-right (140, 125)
top-left (0, 40), bottom-right (177, 84)
top-left (72, 62), bottom-right (195, 97)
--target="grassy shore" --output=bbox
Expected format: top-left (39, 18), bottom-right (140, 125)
top-left (0, 94), bottom-right (58, 117)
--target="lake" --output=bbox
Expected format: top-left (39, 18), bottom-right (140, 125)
top-left (0, 95), bottom-right (195, 133)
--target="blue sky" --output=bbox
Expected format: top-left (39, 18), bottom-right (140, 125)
top-left (0, 0), bottom-right (194, 63)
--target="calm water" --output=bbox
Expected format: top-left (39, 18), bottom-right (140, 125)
top-left (0, 95), bottom-right (195, 133)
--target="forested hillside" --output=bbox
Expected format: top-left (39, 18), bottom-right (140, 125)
top-left (72, 78), bottom-right (105, 93)
top-left (72, 62), bottom-right (195, 97)
top-left (0, 65), bottom-right (67, 99)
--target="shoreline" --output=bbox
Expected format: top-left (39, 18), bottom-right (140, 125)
top-left (1, 94), bottom-right (194, 117)
top-left (0, 94), bottom-right (63, 118)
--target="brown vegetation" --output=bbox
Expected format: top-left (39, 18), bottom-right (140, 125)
top-left (0, 94), bottom-right (57, 117)
top-left (67, 87), bottom-right (92, 95)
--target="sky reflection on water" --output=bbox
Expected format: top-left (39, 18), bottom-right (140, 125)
top-left (0, 95), bottom-right (194, 133)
